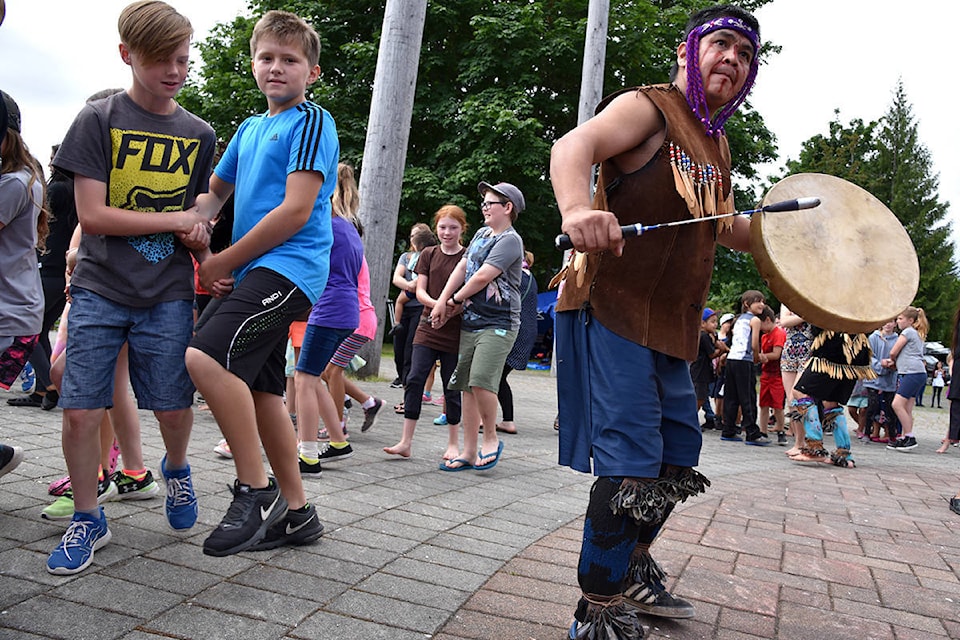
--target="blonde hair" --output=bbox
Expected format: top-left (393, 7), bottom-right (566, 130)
top-left (1, 129), bottom-right (49, 251)
top-left (332, 162), bottom-right (361, 232)
top-left (902, 306), bottom-right (930, 340)
top-left (118, 1), bottom-right (192, 64)
top-left (250, 10), bottom-right (320, 64)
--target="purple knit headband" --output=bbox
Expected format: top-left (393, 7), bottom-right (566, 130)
top-left (684, 16), bottom-right (760, 137)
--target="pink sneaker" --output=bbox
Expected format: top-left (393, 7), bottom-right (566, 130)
top-left (47, 475), bottom-right (71, 496)
top-left (107, 439), bottom-right (121, 475)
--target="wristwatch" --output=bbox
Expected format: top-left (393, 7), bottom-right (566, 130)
top-left (451, 294), bottom-right (462, 305)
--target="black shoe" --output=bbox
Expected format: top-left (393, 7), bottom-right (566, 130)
top-left (777, 432), bottom-right (788, 446)
top-left (0, 444), bottom-right (25, 478)
top-left (6, 392), bottom-right (44, 407)
top-left (298, 455), bottom-right (323, 477)
top-left (622, 579), bottom-right (696, 619)
top-left (202, 478), bottom-right (287, 557)
top-left (389, 378), bottom-right (403, 389)
top-left (895, 435), bottom-right (918, 451)
top-left (41, 390), bottom-right (60, 411)
top-left (720, 434), bottom-right (743, 442)
top-left (250, 503), bottom-right (324, 550)
top-left (317, 443), bottom-right (354, 463)
top-left (361, 398), bottom-right (383, 432)
top-left (950, 498), bottom-right (960, 516)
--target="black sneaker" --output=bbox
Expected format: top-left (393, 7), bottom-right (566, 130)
top-left (895, 435), bottom-right (918, 451)
top-left (317, 443), bottom-right (354, 463)
top-left (111, 469), bottom-right (160, 500)
top-left (950, 497), bottom-right (960, 516)
top-left (361, 398), bottom-right (383, 432)
top-left (202, 478), bottom-right (287, 557)
top-left (250, 503), bottom-right (325, 550)
top-left (622, 579), bottom-right (695, 619)
top-left (887, 438), bottom-right (905, 450)
top-left (0, 444), bottom-right (24, 478)
top-left (389, 378), bottom-right (403, 389)
top-left (298, 455), bottom-right (323, 478)
top-left (777, 432), bottom-right (788, 446)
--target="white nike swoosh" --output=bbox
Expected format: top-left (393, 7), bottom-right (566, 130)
top-left (285, 519), bottom-right (311, 535)
top-left (260, 494), bottom-right (281, 521)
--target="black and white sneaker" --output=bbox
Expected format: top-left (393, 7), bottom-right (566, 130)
top-left (894, 435), bottom-right (918, 451)
top-left (298, 455), bottom-right (323, 478)
top-left (887, 437), bottom-right (906, 450)
top-left (622, 579), bottom-right (695, 619)
top-left (202, 478), bottom-right (287, 557)
top-left (389, 378), bottom-right (403, 389)
top-left (361, 398), bottom-right (383, 432)
top-left (250, 503), bottom-right (324, 550)
top-left (0, 444), bottom-right (24, 478)
top-left (317, 443), bottom-right (354, 463)
top-left (777, 432), bottom-right (788, 446)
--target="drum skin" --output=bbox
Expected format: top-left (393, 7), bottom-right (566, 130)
top-left (750, 173), bottom-right (919, 333)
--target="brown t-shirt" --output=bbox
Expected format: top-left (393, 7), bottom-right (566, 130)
top-left (413, 244), bottom-right (466, 352)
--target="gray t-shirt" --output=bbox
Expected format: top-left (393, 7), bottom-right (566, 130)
top-left (54, 92), bottom-right (215, 306)
top-left (896, 326), bottom-right (926, 375)
top-left (461, 225), bottom-right (523, 331)
top-left (0, 168), bottom-right (43, 335)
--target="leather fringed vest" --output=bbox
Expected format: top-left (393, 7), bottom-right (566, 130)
top-left (555, 84), bottom-right (733, 361)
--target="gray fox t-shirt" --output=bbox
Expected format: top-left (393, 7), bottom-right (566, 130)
top-left (54, 92), bottom-right (215, 306)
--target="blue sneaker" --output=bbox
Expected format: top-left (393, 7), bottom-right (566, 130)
top-left (18, 363), bottom-right (36, 394)
top-left (161, 455), bottom-right (198, 530)
top-left (433, 413), bottom-right (448, 426)
top-left (46, 508), bottom-right (111, 575)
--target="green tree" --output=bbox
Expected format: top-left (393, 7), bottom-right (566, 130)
top-left (873, 82), bottom-right (958, 342)
top-left (778, 83), bottom-right (957, 342)
top-left (182, 0), bottom-right (778, 291)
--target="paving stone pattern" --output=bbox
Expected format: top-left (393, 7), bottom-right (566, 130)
top-left (2, 362), bottom-right (958, 639)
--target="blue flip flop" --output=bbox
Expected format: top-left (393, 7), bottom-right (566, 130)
top-left (474, 440), bottom-right (504, 471)
top-left (439, 457), bottom-right (474, 472)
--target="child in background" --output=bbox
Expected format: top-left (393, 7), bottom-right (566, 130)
top-left (711, 312), bottom-right (735, 431)
top-left (757, 305), bottom-right (786, 445)
top-left (721, 290), bottom-right (770, 445)
top-left (690, 308), bottom-right (725, 430)
top-left (883, 306), bottom-right (930, 451)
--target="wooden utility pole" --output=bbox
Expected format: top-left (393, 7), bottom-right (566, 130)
top-left (578, 0), bottom-right (609, 125)
top-left (355, 0), bottom-right (427, 376)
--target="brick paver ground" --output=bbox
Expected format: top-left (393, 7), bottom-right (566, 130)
top-left (2, 360), bottom-right (958, 639)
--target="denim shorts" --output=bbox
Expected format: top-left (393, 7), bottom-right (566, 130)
top-left (896, 372), bottom-right (926, 399)
top-left (295, 325), bottom-right (353, 376)
top-left (60, 286), bottom-right (194, 411)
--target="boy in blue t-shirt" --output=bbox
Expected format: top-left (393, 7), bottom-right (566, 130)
top-left (186, 10), bottom-right (339, 557)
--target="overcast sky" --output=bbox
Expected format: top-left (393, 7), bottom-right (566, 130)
top-left (1, 0), bottom-right (956, 253)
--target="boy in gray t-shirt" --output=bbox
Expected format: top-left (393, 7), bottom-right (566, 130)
top-left (46, 1), bottom-right (215, 577)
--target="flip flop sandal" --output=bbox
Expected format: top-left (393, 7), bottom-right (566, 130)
top-left (439, 457), bottom-right (473, 472)
top-left (394, 403), bottom-right (405, 414)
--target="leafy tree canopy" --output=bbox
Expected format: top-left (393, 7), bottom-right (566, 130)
top-left (181, 0), bottom-right (778, 290)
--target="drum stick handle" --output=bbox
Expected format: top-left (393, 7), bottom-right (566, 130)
top-left (554, 197), bottom-right (821, 251)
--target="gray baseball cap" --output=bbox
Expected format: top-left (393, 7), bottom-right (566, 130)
top-left (478, 181), bottom-right (525, 215)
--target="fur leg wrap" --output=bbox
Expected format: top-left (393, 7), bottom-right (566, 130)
top-left (830, 448), bottom-right (855, 467)
top-left (571, 596), bottom-right (645, 640)
top-left (625, 550), bottom-right (666, 586)
top-left (824, 407), bottom-right (852, 451)
top-left (609, 469), bottom-right (710, 525)
top-left (800, 437), bottom-right (829, 458)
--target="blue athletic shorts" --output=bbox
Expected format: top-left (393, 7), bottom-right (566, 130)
top-left (556, 311), bottom-right (701, 478)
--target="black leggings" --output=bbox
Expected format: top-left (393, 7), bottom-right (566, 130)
top-left (497, 364), bottom-right (516, 422)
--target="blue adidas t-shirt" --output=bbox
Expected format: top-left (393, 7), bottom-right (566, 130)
top-left (216, 101), bottom-right (339, 303)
